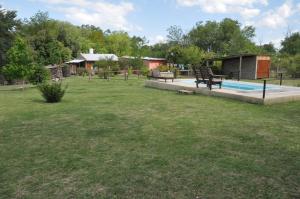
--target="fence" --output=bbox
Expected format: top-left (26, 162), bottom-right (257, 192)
top-left (96, 69), bottom-right (142, 81)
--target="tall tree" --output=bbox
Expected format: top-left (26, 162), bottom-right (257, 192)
top-left (260, 43), bottom-right (277, 55)
top-left (0, 6), bottom-right (20, 67)
top-left (188, 18), bottom-right (257, 55)
top-left (131, 36), bottom-right (148, 57)
top-left (47, 40), bottom-right (71, 65)
top-left (105, 31), bottom-right (132, 56)
top-left (3, 36), bottom-right (33, 87)
top-left (167, 25), bottom-right (184, 45)
top-left (280, 32), bottom-right (300, 55)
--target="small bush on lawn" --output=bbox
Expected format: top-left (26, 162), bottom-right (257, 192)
top-left (38, 82), bottom-right (67, 103)
top-left (28, 64), bottom-right (50, 85)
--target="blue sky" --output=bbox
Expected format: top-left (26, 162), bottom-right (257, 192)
top-left (2, 0), bottom-right (300, 48)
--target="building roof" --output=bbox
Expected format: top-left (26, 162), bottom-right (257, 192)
top-left (66, 59), bottom-right (84, 64)
top-left (208, 54), bottom-right (270, 61)
top-left (80, 53), bottom-right (118, 61)
top-left (121, 56), bottom-right (166, 61)
top-left (143, 57), bottom-right (166, 61)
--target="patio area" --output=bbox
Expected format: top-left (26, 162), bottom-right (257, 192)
top-left (145, 79), bottom-right (300, 104)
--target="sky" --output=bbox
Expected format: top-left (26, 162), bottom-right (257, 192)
top-left (1, 0), bottom-right (300, 48)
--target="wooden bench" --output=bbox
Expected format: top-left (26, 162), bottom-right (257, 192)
top-left (147, 75), bottom-right (174, 82)
top-left (147, 71), bottom-right (174, 82)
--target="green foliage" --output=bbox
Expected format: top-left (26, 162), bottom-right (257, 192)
top-left (167, 25), bottom-right (184, 45)
top-left (260, 43), bottom-right (277, 55)
top-left (119, 57), bottom-right (144, 70)
top-left (130, 57), bottom-right (144, 70)
top-left (105, 31), bottom-right (132, 56)
top-left (131, 36), bottom-right (148, 57)
top-left (38, 82), bottom-right (67, 103)
top-left (6, 36), bottom-right (33, 66)
top-left (157, 65), bottom-right (170, 72)
top-left (3, 36), bottom-right (33, 82)
top-left (2, 64), bottom-right (23, 83)
top-left (28, 64), bottom-right (49, 84)
top-left (95, 59), bottom-right (119, 72)
top-left (188, 18), bottom-right (257, 55)
top-left (280, 32), bottom-right (300, 55)
top-left (47, 40), bottom-right (71, 65)
top-left (0, 6), bottom-right (20, 66)
top-left (166, 45), bottom-right (183, 64)
top-left (181, 46), bottom-right (207, 65)
top-left (77, 67), bottom-right (87, 76)
top-left (140, 66), bottom-right (149, 76)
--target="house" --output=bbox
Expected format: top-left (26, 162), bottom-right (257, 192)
top-left (142, 57), bottom-right (167, 70)
top-left (66, 49), bottom-right (118, 74)
top-left (121, 56), bottom-right (167, 70)
top-left (218, 54), bottom-right (271, 79)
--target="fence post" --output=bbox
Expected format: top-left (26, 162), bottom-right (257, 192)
top-left (124, 69), bottom-right (128, 81)
top-left (279, 73), bottom-right (283, 86)
top-left (263, 80), bottom-right (266, 99)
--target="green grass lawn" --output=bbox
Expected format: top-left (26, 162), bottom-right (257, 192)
top-left (0, 76), bottom-right (300, 198)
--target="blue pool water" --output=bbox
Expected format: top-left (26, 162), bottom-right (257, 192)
top-left (180, 79), bottom-right (277, 91)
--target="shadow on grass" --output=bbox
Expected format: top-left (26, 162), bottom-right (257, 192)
top-left (32, 98), bottom-right (72, 104)
top-left (0, 86), bottom-right (37, 92)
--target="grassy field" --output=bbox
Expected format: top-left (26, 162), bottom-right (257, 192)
top-left (0, 76), bottom-right (300, 198)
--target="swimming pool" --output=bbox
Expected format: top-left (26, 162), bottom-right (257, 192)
top-left (179, 79), bottom-right (278, 91)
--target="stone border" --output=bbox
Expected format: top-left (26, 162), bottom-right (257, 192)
top-left (145, 80), bottom-right (300, 105)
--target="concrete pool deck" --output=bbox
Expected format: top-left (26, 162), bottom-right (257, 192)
top-left (145, 79), bottom-right (300, 105)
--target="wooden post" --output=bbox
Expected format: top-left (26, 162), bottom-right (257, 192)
top-left (263, 80), bottom-right (266, 99)
top-left (239, 56), bottom-right (242, 81)
top-left (108, 66), bottom-right (110, 81)
top-left (280, 73), bottom-right (283, 86)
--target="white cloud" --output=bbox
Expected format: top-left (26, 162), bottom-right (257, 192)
top-left (257, 1), bottom-right (294, 29)
top-left (31, 0), bottom-right (137, 31)
top-left (176, 0), bottom-right (267, 18)
top-left (149, 35), bottom-right (167, 45)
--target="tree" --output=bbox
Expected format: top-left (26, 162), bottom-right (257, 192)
top-left (188, 21), bottom-right (219, 52)
top-left (28, 64), bottom-right (49, 84)
top-left (3, 36), bottom-right (33, 87)
top-left (166, 45), bottom-right (183, 66)
top-left (167, 25), bottom-right (184, 45)
top-left (105, 31), bottom-right (132, 56)
top-left (280, 32), bottom-right (300, 55)
top-left (261, 43), bottom-right (277, 55)
top-left (47, 40), bottom-right (71, 65)
top-left (187, 18), bottom-right (257, 55)
top-left (131, 36), bottom-right (148, 57)
top-left (0, 6), bottom-right (20, 67)
top-left (181, 46), bottom-right (206, 65)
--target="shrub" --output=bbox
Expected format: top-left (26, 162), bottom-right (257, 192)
top-left (62, 64), bottom-right (71, 77)
top-left (38, 82), bottom-right (67, 103)
top-left (157, 65), bottom-right (170, 72)
top-left (2, 64), bottom-right (27, 84)
top-left (141, 66), bottom-right (149, 76)
top-left (28, 64), bottom-right (49, 85)
top-left (77, 67), bottom-right (87, 76)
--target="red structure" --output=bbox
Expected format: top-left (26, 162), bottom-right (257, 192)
top-left (142, 57), bottom-right (167, 70)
